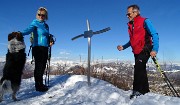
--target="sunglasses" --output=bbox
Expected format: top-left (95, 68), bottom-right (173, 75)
top-left (126, 12), bottom-right (133, 17)
top-left (126, 10), bottom-right (138, 17)
top-left (38, 14), bottom-right (45, 17)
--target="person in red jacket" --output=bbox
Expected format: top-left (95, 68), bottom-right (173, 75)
top-left (117, 4), bottom-right (159, 99)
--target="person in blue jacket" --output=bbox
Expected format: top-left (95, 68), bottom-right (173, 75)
top-left (117, 5), bottom-right (159, 99)
top-left (21, 7), bottom-right (53, 92)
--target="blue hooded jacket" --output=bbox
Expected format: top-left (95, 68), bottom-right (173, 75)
top-left (21, 19), bottom-right (49, 47)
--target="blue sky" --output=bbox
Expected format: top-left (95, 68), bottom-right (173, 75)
top-left (0, 0), bottom-right (180, 62)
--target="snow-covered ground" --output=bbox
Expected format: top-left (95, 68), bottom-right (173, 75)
top-left (0, 75), bottom-right (180, 105)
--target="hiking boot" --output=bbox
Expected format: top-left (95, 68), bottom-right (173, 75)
top-left (130, 91), bottom-right (142, 99)
top-left (35, 84), bottom-right (48, 92)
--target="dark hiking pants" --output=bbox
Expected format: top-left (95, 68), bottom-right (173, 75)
top-left (133, 50), bottom-right (150, 94)
top-left (32, 46), bottom-right (48, 86)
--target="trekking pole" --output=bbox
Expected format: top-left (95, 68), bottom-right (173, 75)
top-left (45, 62), bottom-right (48, 86)
top-left (45, 46), bottom-right (51, 87)
top-left (27, 45), bottom-right (35, 64)
top-left (28, 45), bottom-right (32, 56)
top-left (151, 57), bottom-right (180, 97)
top-left (45, 34), bottom-right (55, 87)
top-left (48, 46), bottom-right (51, 86)
top-left (28, 35), bottom-right (35, 64)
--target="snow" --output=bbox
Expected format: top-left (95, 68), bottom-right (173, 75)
top-left (0, 75), bottom-right (180, 105)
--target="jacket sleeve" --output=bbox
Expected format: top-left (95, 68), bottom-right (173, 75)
top-left (144, 19), bottom-right (159, 53)
top-left (122, 41), bottom-right (131, 50)
top-left (21, 20), bottom-right (36, 36)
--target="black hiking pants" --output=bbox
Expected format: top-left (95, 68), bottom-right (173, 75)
top-left (32, 46), bottom-right (48, 87)
top-left (133, 49), bottom-right (151, 94)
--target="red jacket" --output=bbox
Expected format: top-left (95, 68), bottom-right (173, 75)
top-left (128, 16), bottom-right (152, 54)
